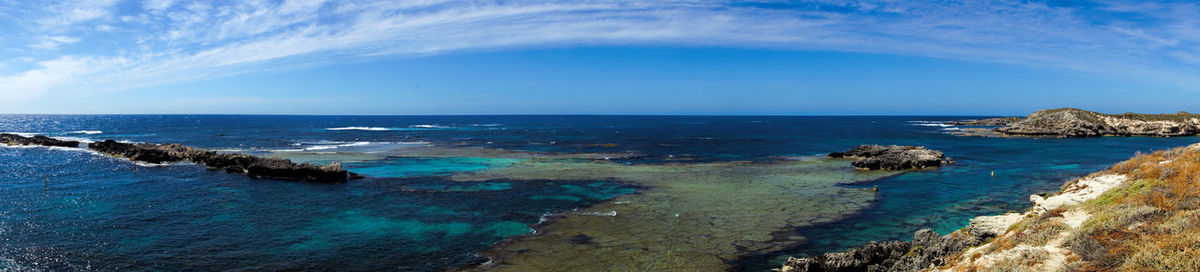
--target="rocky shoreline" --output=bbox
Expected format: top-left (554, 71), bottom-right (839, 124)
top-left (991, 108), bottom-right (1200, 137)
top-left (2, 133), bottom-right (357, 182)
top-left (1, 133), bottom-right (81, 147)
top-left (828, 145), bottom-right (952, 170)
top-left (779, 143), bottom-right (1200, 271)
top-left (774, 227), bottom-right (997, 272)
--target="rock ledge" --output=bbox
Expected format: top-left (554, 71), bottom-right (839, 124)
top-left (88, 140), bottom-right (353, 182)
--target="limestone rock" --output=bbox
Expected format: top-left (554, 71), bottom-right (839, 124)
top-left (995, 108), bottom-right (1200, 137)
top-left (829, 145), bottom-right (951, 170)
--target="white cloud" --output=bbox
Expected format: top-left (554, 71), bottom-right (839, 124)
top-left (28, 35), bottom-right (82, 50)
top-left (2, 0), bottom-right (1200, 105)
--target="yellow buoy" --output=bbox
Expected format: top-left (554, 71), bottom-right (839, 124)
top-left (991, 171), bottom-right (995, 177)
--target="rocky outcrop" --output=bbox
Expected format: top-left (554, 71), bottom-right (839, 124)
top-left (995, 108), bottom-right (1200, 137)
top-left (774, 228), bottom-right (991, 272)
top-left (87, 140), bottom-right (354, 182)
top-left (0, 133), bottom-right (80, 148)
top-left (828, 145), bottom-right (951, 170)
top-left (948, 117), bottom-right (1022, 126)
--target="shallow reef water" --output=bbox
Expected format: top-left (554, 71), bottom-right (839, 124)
top-left (453, 159), bottom-right (896, 271)
top-left (2, 115), bottom-right (1198, 271)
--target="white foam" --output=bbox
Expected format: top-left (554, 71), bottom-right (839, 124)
top-left (409, 124), bottom-right (451, 129)
top-left (326, 127), bottom-right (394, 131)
top-left (581, 210), bottom-right (618, 217)
top-left (469, 123), bottom-right (503, 127)
top-left (51, 136), bottom-right (95, 144)
top-left (133, 160), bottom-right (195, 167)
top-left (0, 132), bottom-right (39, 137)
top-left (303, 141), bottom-right (371, 151)
top-left (68, 130), bottom-right (102, 134)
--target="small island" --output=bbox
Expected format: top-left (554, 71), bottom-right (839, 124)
top-left (828, 145), bottom-right (952, 170)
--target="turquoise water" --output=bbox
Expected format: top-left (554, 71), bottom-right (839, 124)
top-left (0, 115), bottom-right (1196, 270)
top-left (348, 157), bottom-right (522, 178)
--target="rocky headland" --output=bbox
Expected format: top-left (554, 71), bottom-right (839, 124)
top-left (994, 108), bottom-right (1200, 137)
top-left (828, 145), bottom-right (952, 170)
top-left (1, 133), bottom-right (355, 182)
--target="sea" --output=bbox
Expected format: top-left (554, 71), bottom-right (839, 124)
top-left (0, 115), bottom-right (1195, 271)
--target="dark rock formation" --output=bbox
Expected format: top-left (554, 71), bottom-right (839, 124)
top-left (87, 140), bottom-right (353, 182)
top-left (0, 133), bottom-right (80, 148)
top-left (774, 228), bottom-right (992, 272)
top-left (995, 108), bottom-right (1200, 137)
top-left (828, 145), bottom-right (951, 170)
top-left (948, 117), bottom-right (1022, 126)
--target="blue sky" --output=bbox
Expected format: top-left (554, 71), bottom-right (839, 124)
top-left (1, 1), bottom-right (1199, 115)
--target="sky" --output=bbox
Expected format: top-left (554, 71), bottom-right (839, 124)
top-left (1, 0), bottom-right (1199, 115)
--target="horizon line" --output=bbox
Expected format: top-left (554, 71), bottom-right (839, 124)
top-left (0, 113), bottom-right (1023, 117)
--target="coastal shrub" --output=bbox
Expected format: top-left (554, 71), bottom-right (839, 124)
top-left (1119, 232), bottom-right (1200, 271)
top-left (1010, 211), bottom-right (1069, 247)
top-left (1158, 210), bottom-right (1200, 234)
top-left (1063, 230), bottom-right (1106, 262)
top-left (1080, 204), bottom-right (1162, 233)
top-left (990, 247), bottom-right (1048, 272)
top-left (1086, 179), bottom-right (1161, 209)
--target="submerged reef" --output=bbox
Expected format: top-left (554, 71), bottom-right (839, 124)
top-left (994, 108), bottom-right (1200, 137)
top-left (446, 159), bottom-right (898, 271)
top-left (88, 140), bottom-right (354, 182)
top-left (0, 133), bottom-right (80, 147)
top-left (828, 145), bottom-right (952, 170)
top-left (262, 145), bottom-right (905, 271)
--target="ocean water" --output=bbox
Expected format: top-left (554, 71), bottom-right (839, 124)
top-left (0, 115), bottom-right (1196, 271)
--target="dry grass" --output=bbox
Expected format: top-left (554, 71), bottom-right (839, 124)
top-left (1009, 210), bottom-right (1069, 247)
top-left (991, 248), bottom-right (1049, 272)
top-left (1060, 144), bottom-right (1200, 271)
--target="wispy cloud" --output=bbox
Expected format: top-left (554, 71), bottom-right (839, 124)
top-left (2, 0), bottom-right (1199, 105)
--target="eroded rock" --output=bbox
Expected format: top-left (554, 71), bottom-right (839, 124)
top-left (828, 145), bottom-right (952, 170)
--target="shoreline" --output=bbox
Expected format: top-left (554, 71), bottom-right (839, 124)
top-left (776, 142), bottom-right (1200, 271)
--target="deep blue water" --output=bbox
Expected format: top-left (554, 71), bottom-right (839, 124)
top-left (1, 115), bottom-right (1196, 271)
